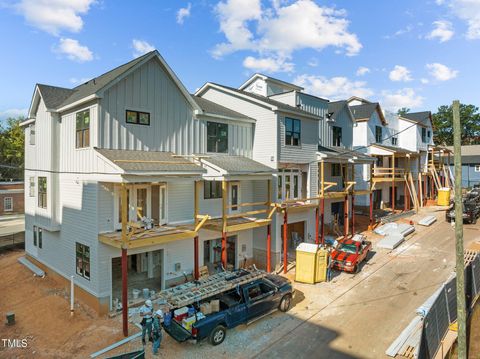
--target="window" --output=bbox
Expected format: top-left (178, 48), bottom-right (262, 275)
top-left (207, 122), bottom-right (228, 153)
top-left (126, 110), bottom-right (150, 125)
top-left (277, 169), bottom-right (302, 200)
top-left (428, 130), bottom-right (431, 138)
top-left (38, 228), bottom-right (42, 249)
top-left (422, 128), bottom-right (427, 143)
top-left (76, 110), bottom-right (90, 148)
top-left (475, 165), bottom-right (480, 173)
top-left (33, 226), bottom-right (37, 247)
top-left (29, 177), bottom-right (35, 197)
top-left (38, 177), bottom-right (47, 208)
top-left (29, 123), bottom-right (35, 145)
top-left (331, 164), bottom-right (341, 177)
top-left (285, 118), bottom-right (301, 146)
top-left (391, 137), bottom-right (398, 146)
top-left (375, 126), bottom-right (382, 143)
top-left (332, 126), bottom-right (342, 146)
top-left (204, 181), bottom-right (222, 199)
top-left (277, 175), bottom-right (282, 200)
top-left (4, 197), bottom-right (12, 212)
top-left (76, 243), bottom-right (90, 280)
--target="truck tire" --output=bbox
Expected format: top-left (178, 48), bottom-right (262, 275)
top-left (209, 325), bottom-right (226, 346)
top-left (279, 294), bottom-right (292, 312)
top-left (473, 216), bottom-right (477, 225)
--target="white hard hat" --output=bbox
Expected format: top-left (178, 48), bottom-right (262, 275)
top-left (155, 309), bottom-right (163, 317)
top-left (145, 299), bottom-right (152, 307)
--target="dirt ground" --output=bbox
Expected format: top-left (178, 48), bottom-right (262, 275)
top-left (0, 249), bottom-right (137, 359)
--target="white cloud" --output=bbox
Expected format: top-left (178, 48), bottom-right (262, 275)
top-left (426, 62), bottom-right (458, 81)
top-left (420, 78), bottom-right (430, 84)
top-left (437, 0), bottom-right (480, 39)
top-left (213, 0), bottom-right (361, 72)
top-left (426, 20), bottom-right (454, 42)
top-left (55, 38), bottom-right (93, 62)
top-left (243, 56), bottom-right (294, 73)
top-left (176, 3), bottom-right (191, 25)
top-left (381, 88), bottom-right (424, 111)
top-left (383, 25), bottom-right (414, 39)
top-left (15, 0), bottom-right (95, 36)
top-left (389, 65), bottom-right (413, 82)
top-left (132, 39), bottom-right (155, 58)
top-left (0, 108), bottom-right (28, 121)
top-left (356, 66), bottom-right (370, 76)
top-left (294, 74), bottom-right (373, 100)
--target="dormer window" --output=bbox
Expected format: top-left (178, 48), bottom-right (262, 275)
top-left (285, 118), bottom-right (301, 146)
top-left (76, 110), bottom-right (90, 148)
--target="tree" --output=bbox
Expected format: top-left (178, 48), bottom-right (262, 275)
top-left (397, 107), bottom-right (410, 116)
top-left (432, 103), bottom-right (480, 146)
top-left (0, 117), bottom-right (25, 180)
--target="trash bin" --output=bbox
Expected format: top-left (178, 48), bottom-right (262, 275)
top-left (437, 187), bottom-right (451, 206)
top-left (295, 243), bottom-right (319, 284)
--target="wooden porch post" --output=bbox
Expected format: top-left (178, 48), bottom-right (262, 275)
top-left (369, 163), bottom-right (374, 229)
top-left (267, 179), bottom-right (271, 272)
top-left (193, 181), bottom-right (200, 279)
top-left (283, 210), bottom-right (288, 274)
top-left (221, 180), bottom-right (228, 269)
top-left (315, 207), bottom-right (319, 245)
top-left (391, 154), bottom-right (395, 212)
top-left (404, 182), bottom-right (408, 211)
top-left (320, 161), bottom-right (325, 244)
top-left (194, 236), bottom-right (199, 279)
top-left (121, 183), bottom-right (128, 337)
top-left (351, 163), bottom-right (355, 237)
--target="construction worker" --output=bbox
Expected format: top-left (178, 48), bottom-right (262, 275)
top-left (152, 309), bottom-right (164, 356)
top-left (139, 299), bottom-right (154, 345)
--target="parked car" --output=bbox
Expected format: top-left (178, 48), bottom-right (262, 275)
top-left (445, 201), bottom-right (480, 224)
top-left (330, 238), bottom-right (372, 273)
top-left (163, 274), bottom-right (294, 346)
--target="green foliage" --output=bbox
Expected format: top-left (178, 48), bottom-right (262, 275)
top-left (432, 103), bottom-right (480, 146)
top-left (0, 117), bottom-right (25, 180)
top-left (397, 107), bottom-right (410, 116)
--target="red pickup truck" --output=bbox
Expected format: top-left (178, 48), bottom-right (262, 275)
top-left (331, 239), bottom-right (372, 273)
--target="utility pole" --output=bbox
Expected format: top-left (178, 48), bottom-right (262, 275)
top-left (453, 100), bottom-right (467, 358)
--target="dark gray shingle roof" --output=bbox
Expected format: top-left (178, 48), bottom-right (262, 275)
top-left (349, 103), bottom-right (380, 120)
top-left (402, 111), bottom-right (432, 126)
top-left (209, 83), bottom-right (322, 120)
top-left (95, 148), bottom-right (205, 174)
top-left (37, 84), bottom-right (74, 109)
top-left (201, 155), bottom-right (274, 174)
top-left (317, 145), bottom-right (374, 163)
top-left (192, 96), bottom-right (254, 121)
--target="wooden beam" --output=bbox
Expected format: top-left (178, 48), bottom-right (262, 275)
top-left (226, 209), bottom-right (268, 219)
top-left (227, 220), bottom-right (271, 232)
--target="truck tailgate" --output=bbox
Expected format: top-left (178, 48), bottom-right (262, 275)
top-left (163, 320), bottom-right (192, 342)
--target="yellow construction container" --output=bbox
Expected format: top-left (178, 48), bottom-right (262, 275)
top-left (295, 243), bottom-right (328, 284)
top-left (438, 187), bottom-right (451, 206)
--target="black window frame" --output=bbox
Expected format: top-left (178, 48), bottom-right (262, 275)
top-left (332, 126), bottom-right (342, 146)
top-left (331, 164), bottom-right (341, 177)
top-left (126, 110), bottom-right (150, 126)
top-left (285, 118), bottom-right (301, 146)
top-left (38, 177), bottom-right (47, 209)
top-left (391, 136), bottom-right (398, 146)
top-left (204, 181), bottom-right (223, 199)
top-left (38, 227), bottom-right (42, 249)
top-left (76, 242), bottom-right (91, 280)
top-left (207, 121), bottom-right (228, 153)
top-left (422, 128), bottom-right (427, 143)
top-left (375, 126), bottom-right (383, 143)
top-left (33, 225), bottom-right (37, 247)
top-left (76, 109), bottom-right (90, 148)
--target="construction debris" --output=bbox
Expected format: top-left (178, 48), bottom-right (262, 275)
top-left (17, 256), bottom-right (45, 277)
top-left (418, 215), bottom-right (437, 226)
top-left (377, 232), bottom-right (404, 250)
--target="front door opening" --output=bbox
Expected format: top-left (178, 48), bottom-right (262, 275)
top-left (203, 236), bottom-right (237, 273)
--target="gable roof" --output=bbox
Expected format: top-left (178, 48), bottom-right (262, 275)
top-left (28, 50), bottom-right (201, 116)
top-left (349, 102), bottom-right (387, 124)
top-left (347, 96), bottom-right (372, 105)
top-left (317, 145), bottom-right (374, 163)
top-left (196, 83), bottom-right (322, 120)
top-left (95, 148), bottom-right (205, 174)
top-left (402, 111), bottom-right (432, 127)
top-left (239, 73), bottom-right (303, 92)
top-left (327, 100), bottom-right (354, 122)
top-left (192, 96), bottom-right (255, 122)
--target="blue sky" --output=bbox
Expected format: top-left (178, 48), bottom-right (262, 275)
top-left (0, 0), bottom-right (479, 120)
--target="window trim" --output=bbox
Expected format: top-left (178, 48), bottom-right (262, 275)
top-left (33, 225), bottom-right (37, 247)
top-left (38, 177), bottom-right (47, 209)
top-left (475, 165), bottom-right (480, 173)
top-left (206, 121), bottom-right (229, 153)
top-left (332, 126), bottom-right (342, 147)
top-left (38, 227), bottom-right (42, 249)
top-left (75, 109), bottom-right (90, 148)
top-left (3, 197), bottom-right (13, 212)
top-left (204, 181), bottom-right (223, 200)
top-left (126, 110), bottom-right (151, 126)
top-left (285, 118), bottom-right (301, 147)
top-left (29, 123), bottom-right (36, 145)
top-left (375, 126), bottom-right (383, 143)
top-left (421, 127), bottom-right (427, 143)
top-left (76, 242), bottom-right (91, 280)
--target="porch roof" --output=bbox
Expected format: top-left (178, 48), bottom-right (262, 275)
top-left (95, 148), bottom-right (206, 175)
top-left (317, 146), bottom-right (374, 163)
top-left (369, 144), bottom-right (417, 156)
top-left (199, 155), bottom-right (275, 176)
